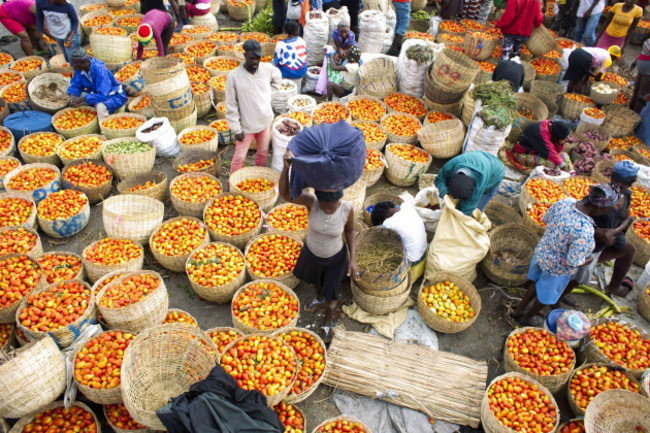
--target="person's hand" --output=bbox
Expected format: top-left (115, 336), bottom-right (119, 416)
top-left (234, 132), bottom-right (244, 141)
top-left (38, 35), bottom-right (46, 51)
top-left (64, 34), bottom-right (73, 48)
top-left (595, 229), bottom-right (616, 247)
top-left (347, 259), bottom-right (360, 280)
top-left (68, 95), bottom-right (84, 107)
top-left (583, 255), bottom-right (594, 265)
top-left (283, 150), bottom-right (294, 169)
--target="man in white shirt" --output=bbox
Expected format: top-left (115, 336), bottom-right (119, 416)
top-left (572, 0), bottom-right (606, 46)
top-left (225, 40), bottom-right (282, 173)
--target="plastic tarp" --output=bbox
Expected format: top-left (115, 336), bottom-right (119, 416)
top-left (288, 120), bottom-right (366, 200)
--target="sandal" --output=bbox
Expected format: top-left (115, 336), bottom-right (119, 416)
top-left (305, 297), bottom-right (325, 313)
top-left (319, 318), bottom-right (335, 343)
top-left (607, 277), bottom-right (633, 297)
top-left (517, 315), bottom-right (543, 327)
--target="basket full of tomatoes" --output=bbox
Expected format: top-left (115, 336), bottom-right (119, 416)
top-left (52, 106), bottom-right (100, 139)
top-left (347, 95), bottom-right (387, 122)
top-left (312, 416), bottom-right (372, 433)
top-left (178, 125), bottom-right (219, 152)
top-left (9, 401), bottom-right (100, 433)
top-left (17, 132), bottom-right (64, 166)
top-left (273, 402), bottom-right (306, 433)
top-left (0, 126), bottom-right (14, 158)
top-left (312, 102), bottom-right (351, 125)
top-left (203, 192), bottom-right (263, 249)
top-left (36, 189), bottom-right (90, 238)
top-left (245, 233), bottom-right (302, 289)
top-left (360, 148), bottom-right (386, 188)
top-left (384, 143), bottom-right (432, 187)
top-left (103, 403), bottom-right (149, 433)
top-left (206, 327), bottom-right (243, 356)
top-left (3, 163), bottom-right (61, 204)
top-left (37, 251), bottom-right (85, 284)
top-left (228, 166), bottom-right (280, 212)
top-left (231, 280), bottom-right (299, 335)
top-left (58, 134), bottom-right (107, 166)
top-left (62, 159), bottom-right (113, 203)
top-left (149, 216), bottom-right (210, 272)
top-left (170, 172), bottom-right (223, 218)
top-left (185, 241), bottom-right (246, 303)
top-left (0, 226), bottom-right (42, 257)
top-left (381, 113), bottom-right (422, 145)
top-left (0, 192), bottom-right (37, 229)
top-left (82, 237), bottom-right (144, 283)
top-left (266, 203), bottom-right (309, 242)
top-left (116, 170), bottom-right (168, 201)
top-left (99, 113), bottom-right (146, 140)
top-left (352, 121), bottom-right (387, 152)
top-left (0, 253), bottom-right (44, 324)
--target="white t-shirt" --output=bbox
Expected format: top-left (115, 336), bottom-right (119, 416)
top-left (582, 47), bottom-right (611, 72)
top-left (577, 0), bottom-right (606, 18)
top-left (383, 203), bottom-right (427, 263)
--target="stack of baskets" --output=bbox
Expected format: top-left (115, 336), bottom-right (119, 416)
top-left (423, 48), bottom-right (479, 115)
top-left (417, 118), bottom-right (464, 159)
top-left (89, 29), bottom-right (132, 69)
top-left (139, 57), bottom-right (196, 133)
top-left (602, 104), bottom-right (641, 137)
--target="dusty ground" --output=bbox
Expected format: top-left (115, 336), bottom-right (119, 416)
top-left (0, 2), bottom-right (649, 433)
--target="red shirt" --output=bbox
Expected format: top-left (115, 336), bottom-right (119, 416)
top-left (496, 0), bottom-right (543, 37)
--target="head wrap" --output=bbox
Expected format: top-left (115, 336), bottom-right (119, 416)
top-left (556, 310), bottom-right (590, 342)
top-left (549, 120), bottom-right (570, 141)
top-left (608, 45), bottom-right (621, 59)
top-left (315, 190), bottom-right (343, 202)
top-left (69, 47), bottom-right (89, 61)
top-left (137, 23), bottom-right (153, 45)
top-left (348, 45), bottom-right (361, 63)
top-left (339, 16), bottom-right (350, 28)
top-left (611, 160), bottom-right (639, 185)
top-left (588, 183), bottom-right (619, 208)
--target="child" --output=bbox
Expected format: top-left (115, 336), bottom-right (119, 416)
top-left (273, 21), bottom-right (308, 88)
top-left (35, 0), bottom-right (79, 63)
top-left (326, 44), bottom-right (361, 100)
top-left (332, 19), bottom-right (356, 56)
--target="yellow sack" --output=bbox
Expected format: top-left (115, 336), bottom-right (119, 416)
top-left (425, 195), bottom-right (491, 282)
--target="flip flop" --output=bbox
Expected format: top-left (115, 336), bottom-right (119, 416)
top-left (608, 277), bottom-right (633, 297)
top-left (305, 297), bottom-right (325, 313)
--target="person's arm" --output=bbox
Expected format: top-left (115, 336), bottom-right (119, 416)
top-left (67, 72), bottom-right (83, 97)
top-left (280, 150), bottom-right (315, 208)
top-left (35, 0), bottom-right (45, 45)
top-left (269, 64), bottom-right (283, 90)
top-left (345, 208), bottom-right (359, 280)
top-left (153, 25), bottom-right (165, 55)
top-left (623, 17), bottom-right (641, 50)
top-left (541, 121), bottom-right (566, 166)
top-left (534, 0), bottom-right (544, 27)
top-left (65, 3), bottom-right (78, 45)
top-left (434, 161), bottom-right (454, 198)
top-left (495, 0), bottom-right (516, 29)
top-left (329, 56), bottom-right (348, 71)
top-left (136, 42), bottom-right (144, 60)
top-left (332, 31), bottom-right (343, 53)
top-left (596, 11), bottom-right (614, 40)
top-left (84, 65), bottom-right (113, 105)
top-left (224, 75), bottom-right (243, 139)
top-left (566, 232), bottom-right (595, 267)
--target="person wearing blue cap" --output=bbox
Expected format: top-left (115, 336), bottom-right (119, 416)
top-left (512, 184), bottom-right (618, 326)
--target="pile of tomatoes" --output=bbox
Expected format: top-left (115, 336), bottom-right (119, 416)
top-left (187, 242), bottom-right (245, 288)
top-left (171, 175), bottom-right (221, 203)
top-left (177, 158), bottom-right (217, 173)
top-left (63, 162), bottom-right (112, 188)
top-left (426, 111), bottom-right (453, 124)
top-left (37, 189), bottom-right (87, 221)
top-left (589, 321), bottom-right (650, 370)
top-left (208, 328), bottom-right (242, 354)
top-left (565, 94), bottom-right (594, 104)
top-left (74, 330), bottom-right (134, 390)
top-left (267, 204), bottom-right (308, 233)
top-left (384, 93), bottom-right (426, 118)
top-left (0, 196), bottom-right (34, 227)
top-left (506, 328), bottom-right (574, 376)
top-left (562, 177), bottom-right (594, 200)
top-left (0, 227), bottom-right (38, 255)
top-left (245, 234), bottom-right (301, 279)
top-left (354, 122), bottom-right (386, 145)
top-left (232, 281), bottom-right (299, 330)
top-left (364, 148), bottom-right (385, 170)
top-left (105, 404), bottom-right (146, 431)
top-left (348, 98), bottom-right (385, 121)
top-left (83, 238), bottom-right (142, 267)
top-left (530, 58), bottom-right (561, 75)
top-left (524, 178), bottom-right (566, 204)
top-left (6, 167), bottom-right (58, 191)
top-left (19, 133), bottom-right (64, 158)
top-left (313, 103), bottom-right (350, 124)
top-left (37, 253), bottom-right (82, 284)
top-left (236, 177), bottom-right (274, 193)
top-left (18, 280), bottom-right (91, 333)
top-left (421, 280), bottom-right (476, 323)
top-left (630, 187), bottom-right (650, 218)
top-left (151, 218), bottom-right (207, 256)
top-left (21, 405), bottom-right (98, 433)
top-left (382, 115), bottom-right (421, 137)
top-left (204, 194), bottom-right (261, 236)
top-left (0, 158), bottom-right (18, 176)
top-left (316, 419), bottom-right (368, 433)
top-left (163, 309), bottom-right (198, 326)
top-left (569, 364), bottom-right (639, 411)
top-left (282, 112), bottom-right (311, 127)
top-left (387, 144), bottom-right (429, 163)
top-left (114, 63), bottom-right (140, 82)
top-left (53, 108), bottom-right (97, 131)
top-left (102, 116), bottom-right (144, 130)
top-left (0, 255), bottom-right (42, 311)
top-left (276, 329), bottom-right (326, 397)
top-left (58, 135), bottom-right (106, 161)
top-left (98, 273), bottom-right (161, 309)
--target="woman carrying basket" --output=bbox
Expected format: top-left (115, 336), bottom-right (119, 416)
top-left (279, 150), bottom-right (359, 343)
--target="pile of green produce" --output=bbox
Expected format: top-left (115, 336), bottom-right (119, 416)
top-left (472, 81), bottom-right (517, 130)
top-left (406, 44), bottom-right (434, 64)
top-left (241, 5), bottom-right (273, 33)
top-left (411, 10), bottom-right (429, 20)
top-left (104, 141), bottom-right (151, 154)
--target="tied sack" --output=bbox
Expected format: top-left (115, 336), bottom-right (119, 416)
top-left (425, 194), bottom-right (491, 281)
top-left (462, 101), bottom-right (512, 155)
top-left (288, 121), bottom-right (365, 200)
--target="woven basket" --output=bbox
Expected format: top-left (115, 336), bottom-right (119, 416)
top-left (0, 254), bottom-right (44, 324)
top-left (117, 61), bottom-right (145, 97)
top-left (245, 233), bottom-right (302, 289)
top-left (228, 166), bottom-right (280, 212)
top-left (508, 93), bottom-right (549, 142)
top-left (463, 32), bottom-right (497, 61)
top-left (169, 107), bottom-right (199, 134)
top-left (627, 219), bottom-right (650, 266)
top-left (530, 80), bottom-right (563, 106)
top-left (185, 241), bottom-right (246, 303)
top-left (560, 94), bottom-right (596, 121)
top-left (351, 121), bottom-right (387, 151)
top-left (80, 2), bottom-right (109, 16)
top-left (362, 193), bottom-right (403, 226)
top-left (384, 93), bottom-right (426, 121)
top-left (358, 57), bottom-right (399, 100)
top-left (384, 143), bottom-right (432, 187)
top-left (423, 96), bottom-right (463, 116)
top-left (0, 226), bottom-right (42, 257)
top-left (8, 57), bottom-right (45, 80)
top-left (140, 56), bottom-right (185, 84)
top-left (484, 201), bottom-right (521, 229)
top-left (567, 363), bottom-right (641, 416)
top-left (203, 55), bottom-right (241, 76)
top-left (480, 223), bottom-right (537, 287)
top-left (149, 216), bottom-right (210, 272)
top-left (481, 372), bottom-right (560, 433)
top-left (117, 171), bottom-right (168, 201)
top-left (99, 113), bottom-right (146, 140)
top-left (580, 319), bottom-right (650, 379)
top-left (172, 149), bottom-right (220, 176)
top-left (96, 270), bottom-right (168, 334)
top-left (83, 238), bottom-right (144, 284)
top-left (184, 41), bottom-right (218, 65)
top-left (360, 152), bottom-right (385, 188)
top-left (591, 160), bottom-right (616, 184)
top-left (502, 326), bottom-right (576, 393)
top-left (90, 32), bottom-right (131, 64)
top-left (4, 163), bottom-right (61, 205)
top-left (355, 227), bottom-right (409, 292)
top-left (81, 11), bottom-right (115, 36)
top-left (351, 269), bottom-right (412, 315)
top-left (602, 104), bottom-right (641, 137)
top-left (381, 113), bottom-right (421, 145)
top-left (102, 194), bottom-right (164, 244)
top-left (231, 280), bottom-right (299, 335)
top-left (632, 144), bottom-right (650, 166)
top-left (431, 48), bottom-right (480, 92)
top-left (204, 192), bottom-right (263, 249)
top-left (530, 58), bottom-right (561, 82)
top-left (417, 271), bottom-right (481, 333)
top-left (102, 138), bottom-right (155, 180)
top-left (0, 336), bottom-right (65, 418)
top-left (16, 280), bottom-right (96, 348)
top-left (26, 73), bottom-right (69, 114)
top-left (61, 159), bottom-right (112, 203)
top-left (57, 134), bottom-right (107, 166)
top-left (127, 94), bottom-right (153, 117)
top-left (525, 25), bottom-right (556, 57)
top-left (193, 85), bottom-right (212, 119)
top-left (311, 416), bottom-right (373, 433)
top-left (584, 389), bottom-right (650, 433)
top-left (312, 102), bottom-right (351, 125)
top-left (204, 327), bottom-right (242, 357)
top-left (265, 202), bottom-right (309, 242)
top-left (190, 12), bottom-right (218, 30)
top-left (178, 125), bottom-right (219, 153)
top-left (0, 100), bottom-right (8, 127)
top-left (590, 82), bottom-right (621, 106)
top-left (424, 67), bottom-right (469, 104)
top-left (575, 122), bottom-right (612, 152)
top-left (410, 0), bottom-right (426, 10)
top-left (0, 192), bottom-right (36, 229)
top-left (37, 190), bottom-right (90, 239)
top-left (227, 0), bottom-right (254, 21)
top-left (52, 106), bottom-right (100, 139)
top-left (121, 324), bottom-right (217, 430)
top-left (418, 118), bottom-right (464, 158)
top-left (347, 95), bottom-right (387, 122)
top-left (169, 172), bottom-right (222, 218)
top-left (17, 132), bottom-right (64, 166)
top-left (521, 61), bottom-right (536, 91)
top-left (8, 401), bottom-right (100, 433)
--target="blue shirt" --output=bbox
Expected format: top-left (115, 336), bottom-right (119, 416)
top-left (272, 36), bottom-right (308, 79)
top-left (67, 58), bottom-right (124, 106)
top-left (332, 29), bottom-right (356, 48)
top-left (35, 0), bottom-right (78, 39)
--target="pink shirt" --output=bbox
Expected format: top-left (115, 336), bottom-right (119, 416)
top-left (4, 0), bottom-right (36, 27)
top-left (136, 9), bottom-right (172, 60)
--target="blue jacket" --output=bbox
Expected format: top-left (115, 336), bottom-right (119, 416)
top-left (68, 58), bottom-right (125, 106)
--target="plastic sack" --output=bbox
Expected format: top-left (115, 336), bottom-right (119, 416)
top-left (271, 79), bottom-right (298, 114)
top-left (63, 324), bottom-right (104, 408)
top-left (428, 15), bottom-right (442, 37)
top-left (385, 6), bottom-right (396, 31)
top-left (413, 186), bottom-right (443, 233)
top-left (382, 27), bottom-right (394, 54)
top-left (397, 39), bottom-right (438, 97)
top-left (287, 0), bottom-right (302, 20)
top-left (462, 102), bottom-right (512, 155)
top-left (304, 11), bottom-right (330, 66)
top-left (316, 55), bottom-right (330, 95)
top-left (136, 117), bottom-right (180, 158)
top-left (579, 110), bottom-right (604, 126)
top-left (326, 7), bottom-right (350, 45)
top-left (271, 117), bottom-right (303, 172)
top-left (288, 120), bottom-right (366, 200)
top-left (425, 194), bottom-right (491, 281)
top-left (637, 163), bottom-right (650, 189)
top-left (358, 10), bottom-right (387, 54)
top-left (302, 66), bottom-right (321, 93)
top-left (527, 166), bottom-right (571, 183)
top-left (287, 94), bottom-right (317, 113)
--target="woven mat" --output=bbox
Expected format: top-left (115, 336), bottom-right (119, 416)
top-left (323, 326), bottom-right (487, 428)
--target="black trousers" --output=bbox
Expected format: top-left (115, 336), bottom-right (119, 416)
top-left (339, 0), bottom-right (359, 29)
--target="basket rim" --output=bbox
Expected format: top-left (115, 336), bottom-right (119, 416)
top-left (184, 240), bottom-right (246, 289)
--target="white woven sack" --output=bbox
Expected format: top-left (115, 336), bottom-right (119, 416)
top-left (382, 27), bottom-right (394, 54)
top-left (271, 117), bottom-right (302, 172)
top-left (302, 67), bottom-right (321, 93)
top-left (385, 6), bottom-right (396, 31)
top-left (136, 117), bottom-right (180, 158)
top-left (304, 11), bottom-right (330, 66)
top-left (271, 79), bottom-right (298, 114)
top-left (326, 7), bottom-right (350, 45)
top-left (287, 94), bottom-right (316, 113)
top-left (462, 110), bottom-right (512, 156)
top-left (397, 39), bottom-right (434, 98)
top-left (358, 10), bottom-right (386, 54)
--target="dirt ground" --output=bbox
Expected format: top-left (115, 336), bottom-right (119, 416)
top-left (0, 2), bottom-right (649, 433)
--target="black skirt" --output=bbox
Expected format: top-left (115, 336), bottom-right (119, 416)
top-left (563, 48), bottom-right (593, 82)
top-left (293, 244), bottom-right (348, 301)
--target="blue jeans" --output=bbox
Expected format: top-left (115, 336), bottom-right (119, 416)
top-left (477, 184), bottom-right (500, 211)
top-left (55, 31), bottom-right (81, 64)
top-left (392, 1), bottom-right (410, 36)
top-left (572, 13), bottom-right (601, 47)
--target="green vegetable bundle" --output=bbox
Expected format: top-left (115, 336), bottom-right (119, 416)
top-left (406, 44), bottom-right (434, 65)
top-left (105, 141), bottom-right (152, 154)
top-left (411, 10), bottom-right (430, 20)
top-left (241, 4), bottom-right (273, 34)
top-left (472, 81), bottom-right (517, 130)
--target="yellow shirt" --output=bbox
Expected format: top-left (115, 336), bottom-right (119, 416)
top-left (605, 3), bottom-right (643, 38)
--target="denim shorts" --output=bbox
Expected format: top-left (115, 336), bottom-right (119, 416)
top-left (528, 253), bottom-right (573, 305)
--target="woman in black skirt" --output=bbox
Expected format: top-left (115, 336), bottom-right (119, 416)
top-left (279, 151), bottom-right (359, 342)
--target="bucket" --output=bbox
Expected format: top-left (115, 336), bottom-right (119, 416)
top-left (3, 111), bottom-right (53, 141)
top-left (637, 260), bottom-right (650, 291)
top-left (544, 308), bottom-right (565, 334)
top-left (136, 117), bottom-right (181, 158)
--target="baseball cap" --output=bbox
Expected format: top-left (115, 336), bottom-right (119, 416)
top-left (242, 39), bottom-right (262, 57)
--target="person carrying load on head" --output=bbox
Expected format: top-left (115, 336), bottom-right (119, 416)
top-left (67, 47), bottom-right (128, 121)
top-left (135, 8), bottom-right (175, 60)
